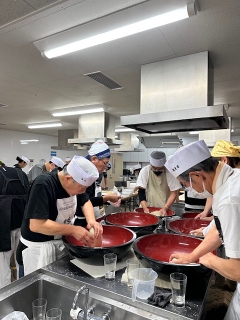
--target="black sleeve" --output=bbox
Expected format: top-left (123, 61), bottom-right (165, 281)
top-left (86, 183), bottom-right (104, 207)
top-left (138, 188), bottom-right (146, 202)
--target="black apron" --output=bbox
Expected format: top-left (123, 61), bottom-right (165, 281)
top-left (214, 215), bottom-right (224, 244)
top-left (0, 168), bottom-right (28, 252)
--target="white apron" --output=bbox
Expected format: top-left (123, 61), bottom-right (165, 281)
top-left (93, 184), bottom-right (105, 219)
top-left (22, 195), bottom-right (76, 275)
top-left (146, 170), bottom-right (170, 208)
top-left (224, 283), bottom-right (240, 320)
top-left (21, 237), bottom-right (67, 276)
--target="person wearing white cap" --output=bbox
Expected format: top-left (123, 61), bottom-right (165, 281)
top-left (136, 151), bottom-right (181, 216)
top-left (27, 156), bottom-right (64, 185)
top-left (133, 163), bottom-right (141, 177)
top-left (165, 140), bottom-right (240, 320)
top-left (13, 156), bottom-right (30, 169)
top-left (65, 157), bottom-right (71, 165)
top-left (75, 140), bottom-right (121, 222)
top-left (16, 155), bottom-right (102, 276)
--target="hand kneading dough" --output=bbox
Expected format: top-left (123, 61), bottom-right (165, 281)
top-left (89, 227), bottom-right (102, 247)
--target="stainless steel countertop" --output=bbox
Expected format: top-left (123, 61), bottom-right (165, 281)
top-left (42, 255), bottom-right (212, 320)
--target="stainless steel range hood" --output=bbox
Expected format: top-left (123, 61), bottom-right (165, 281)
top-left (68, 111), bottom-right (123, 146)
top-left (114, 132), bottom-right (144, 152)
top-left (51, 129), bottom-right (88, 150)
top-left (121, 105), bottom-right (229, 134)
top-left (138, 135), bottom-right (183, 148)
top-left (121, 52), bottom-right (229, 134)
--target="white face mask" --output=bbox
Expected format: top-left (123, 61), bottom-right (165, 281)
top-left (188, 176), bottom-right (212, 199)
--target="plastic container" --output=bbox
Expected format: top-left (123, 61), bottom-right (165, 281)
top-left (131, 268), bottom-right (157, 301)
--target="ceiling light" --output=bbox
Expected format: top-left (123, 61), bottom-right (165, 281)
top-left (28, 123), bottom-right (62, 129)
top-left (20, 139), bottom-right (39, 143)
top-left (115, 128), bottom-right (136, 133)
top-left (36, 4), bottom-right (195, 59)
top-left (189, 131), bottom-right (199, 134)
top-left (52, 107), bottom-right (105, 117)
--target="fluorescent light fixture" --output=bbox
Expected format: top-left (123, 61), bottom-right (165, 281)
top-left (189, 131), bottom-right (199, 134)
top-left (40, 6), bottom-right (193, 59)
top-left (115, 128), bottom-right (136, 133)
top-left (52, 107), bottom-right (104, 117)
top-left (20, 139), bottom-right (39, 143)
top-left (28, 123), bottom-right (62, 129)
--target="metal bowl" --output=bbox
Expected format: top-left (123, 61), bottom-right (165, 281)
top-left (182, 212), bottom-right (213, 219)
top-left (105, 211), bottom-right (159, 235)
top-left (135, 207), bottom-right (175, 217)
top-left (133, 233), bottom-right (213, 275)
top-left (168, 218), bottom-right (210, 238)
top-left (63, 225), bottom-right (136, 259)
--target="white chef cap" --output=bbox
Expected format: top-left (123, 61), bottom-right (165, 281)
top-left (88, 139), bottom-right (110, 159)
top-left (150, 151), bottom-right (166, 167)
top-left (21, 156), bottom-right (30, 164)
top-left (133, 164), bottom-right (141, 171)
top-left (164, 140), bottom-right (211, 178)
top-left (50, 156), bottom-right (65, 168)
top-left (67, 155), bottom-right (99, 186)
top-left (65, 157), bottom-right (71, 162)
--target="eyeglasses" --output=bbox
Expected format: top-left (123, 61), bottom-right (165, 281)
top-left (99, 159), bottom-right (109, 166)
top-left (180, 182), bottom-right (188, 190)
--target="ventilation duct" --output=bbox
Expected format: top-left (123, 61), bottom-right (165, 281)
top-left (121, 52), bottom-right (229, 134)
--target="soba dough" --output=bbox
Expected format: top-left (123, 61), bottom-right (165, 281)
top-left (150, 210), bottom-right (164, 217)
top-left (89, 227), bottom-right (102, 247)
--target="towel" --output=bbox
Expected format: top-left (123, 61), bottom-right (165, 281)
top-left (147, 288), bottom-right (172, 308)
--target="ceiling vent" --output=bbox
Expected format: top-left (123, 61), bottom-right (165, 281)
top-left (84, 71), bottom-right (123, 90)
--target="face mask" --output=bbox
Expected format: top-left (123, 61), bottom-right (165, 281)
top-left (153, 170), bottom-right (164, 176)
top-left (188, 177), bottom-right (212, 199)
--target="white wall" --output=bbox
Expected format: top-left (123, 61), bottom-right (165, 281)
top-left (0, 129), bottom-right (87, 173)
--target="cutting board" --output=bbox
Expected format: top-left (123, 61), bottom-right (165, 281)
top-left (71, 249), bottom-right (135, 278)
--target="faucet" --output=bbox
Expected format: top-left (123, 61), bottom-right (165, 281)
top-left (71, 285), bottom-right (89, 320)
top-left (70, 285), bottom-right (111, 320)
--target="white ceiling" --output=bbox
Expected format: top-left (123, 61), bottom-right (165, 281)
top-left (0, 0), bottom-right (240, 137)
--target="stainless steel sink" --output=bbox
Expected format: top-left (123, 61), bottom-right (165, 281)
top-left (0, 271), bottom-right (168, 320)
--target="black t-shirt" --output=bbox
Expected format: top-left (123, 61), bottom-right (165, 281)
top-left (0, 166), bottom-right (29, 230)
top-left (75, 182), bottom-right (104, 217)
top-left (21, 171), bottom-right (88, 242)
top-left (184, 191), bottom-right (206, 211)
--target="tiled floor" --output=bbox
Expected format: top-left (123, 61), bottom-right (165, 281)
top-left (202, 273), bottom-right (235, 320)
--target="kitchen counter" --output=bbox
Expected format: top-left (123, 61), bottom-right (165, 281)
top-left (42, 254), bottom-right (212, 320)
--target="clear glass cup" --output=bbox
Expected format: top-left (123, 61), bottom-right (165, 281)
top-left (170, 272), bottom-right (187, 307)
top-left (104, 253), bottom-right (117, 280)
top-left (46, 308), bottom-right (62, 320)
top-left (126, 258), bottom-right (140, 287)
top-left (32, 298), bottom-right (47, 320)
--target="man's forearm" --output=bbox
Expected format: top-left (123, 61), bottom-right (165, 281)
top-left (189, 225), bottom-right (222, 261)
top-left (82, 200), bottom-right (96, 223)
top-left (164, 190), bottom-right (178, 209)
